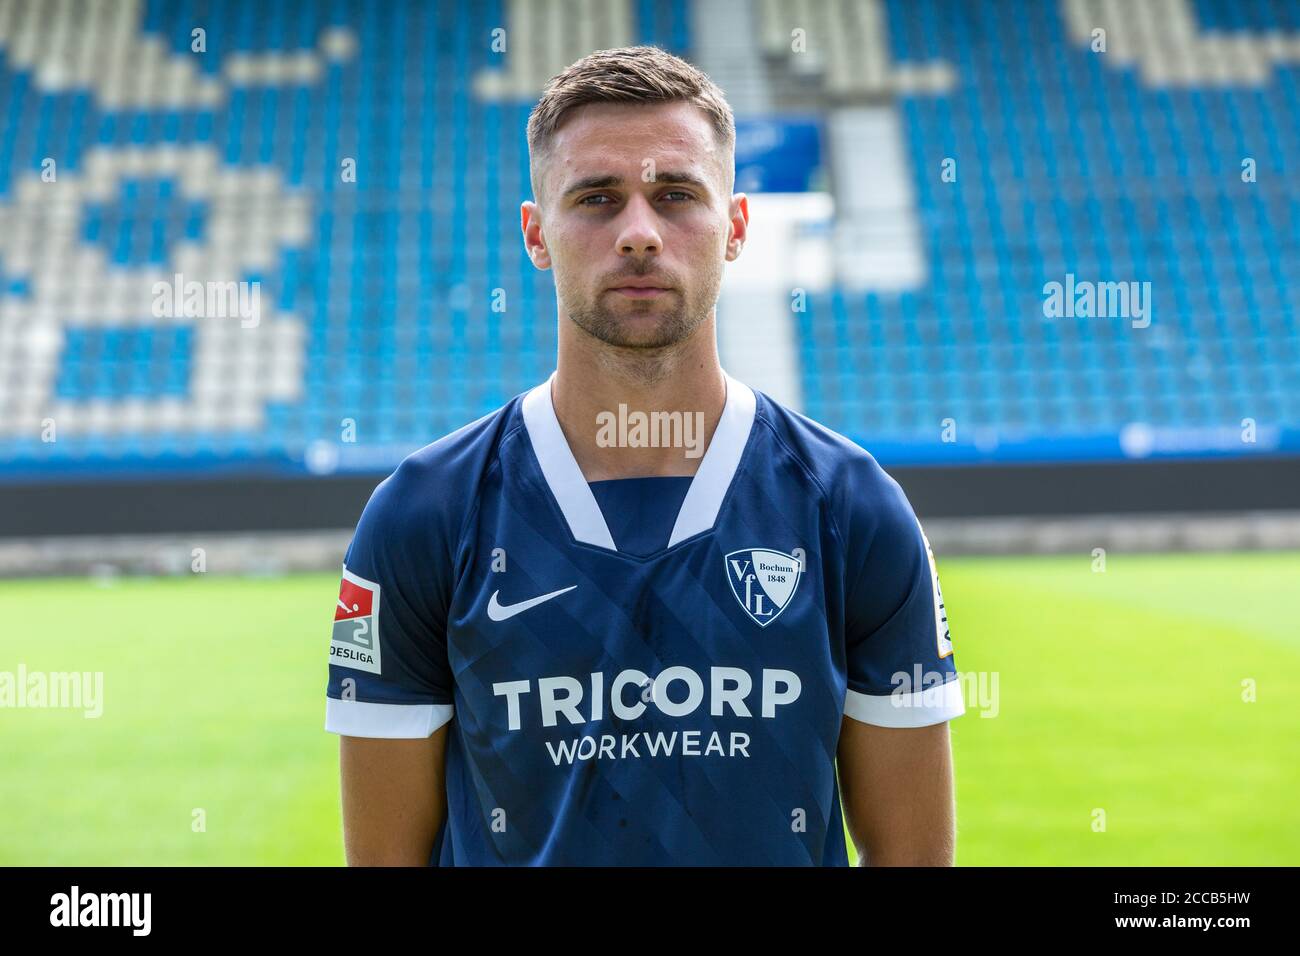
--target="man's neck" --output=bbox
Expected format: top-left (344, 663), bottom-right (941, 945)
top-left (552, 316), bottom-right (727, 481)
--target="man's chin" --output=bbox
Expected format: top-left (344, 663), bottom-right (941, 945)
top-left (577, 311), bottom-right (692, 350)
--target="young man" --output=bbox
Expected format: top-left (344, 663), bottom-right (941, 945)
top-left (326, 46), bottom-right (964, 866)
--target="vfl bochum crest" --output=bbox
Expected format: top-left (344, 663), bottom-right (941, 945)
top-left (725, 549), bottom-right (802, 627)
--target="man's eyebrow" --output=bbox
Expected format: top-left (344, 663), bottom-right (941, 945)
top-left (562, 174), bottom-right (623, 200)
top-left (653, 171), bottom-right (711, 190)
top-left (561, 171), bottom-right (711, 200)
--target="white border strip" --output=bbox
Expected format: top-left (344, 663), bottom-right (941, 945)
top-left (844, 679), bottom-right (965, 728)
top-left (667, 374), bottom-right (756, 547)
top-left (325, 698), bottom-right (454, 738)
top-left (521, 374), bottom-right (618, 551)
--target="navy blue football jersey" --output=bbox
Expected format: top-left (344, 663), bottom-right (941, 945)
top-left (326, 374), bottom-right (964, 865)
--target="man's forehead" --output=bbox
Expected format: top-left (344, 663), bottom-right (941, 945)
top-left (549, 101), bottom-right (721, 182)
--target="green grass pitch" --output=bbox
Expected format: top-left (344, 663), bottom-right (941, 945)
top-left (1, 551), bottom-right (1296, 865)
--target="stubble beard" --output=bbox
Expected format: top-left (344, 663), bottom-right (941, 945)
top-left (562, 257), bottom-right (723, 352)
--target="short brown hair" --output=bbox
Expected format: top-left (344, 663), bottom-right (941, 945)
top-left (526, 46), bottom-right (736, 202)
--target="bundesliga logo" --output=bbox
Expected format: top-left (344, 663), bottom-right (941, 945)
top-left (331, 569), bottom-right (382, 675)
top-left (725, 549), bottom-right (802, 626)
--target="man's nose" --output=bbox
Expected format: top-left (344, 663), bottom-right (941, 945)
top-left (615, 195), bottom-right (662, 256)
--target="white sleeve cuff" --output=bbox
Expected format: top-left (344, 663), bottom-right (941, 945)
top-left (844, 678), bottom-right (965, 728)
top-left (325, 698), bottom-right (455, 738)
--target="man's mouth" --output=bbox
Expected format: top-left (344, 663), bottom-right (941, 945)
top-left (609, 286), bottom-right (671, 298)
top-left (608, 278), bottom-right (674, 299)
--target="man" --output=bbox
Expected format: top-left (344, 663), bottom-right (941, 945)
top-left (326, 46), bottom-right (964, 866)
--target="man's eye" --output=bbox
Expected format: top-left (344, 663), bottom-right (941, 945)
top-left (662, 191), bottom-right (694, 201)
top-left (579, 194), bottom-right (614, 205)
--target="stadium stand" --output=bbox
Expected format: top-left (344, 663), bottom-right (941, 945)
top-left (0, 0), bottom-right (1295, 496)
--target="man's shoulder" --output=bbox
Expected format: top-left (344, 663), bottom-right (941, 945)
top-left (753, 390), bottom-right (899, 501)
top-left (358, 393), bottom-right (525, 534)
top-left (393, 396), bottom-right (522, 485)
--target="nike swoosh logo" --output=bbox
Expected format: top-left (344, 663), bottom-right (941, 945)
top-left (487, 585), bottom-right (577, 622)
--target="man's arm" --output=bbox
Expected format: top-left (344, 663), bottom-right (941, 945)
top-left (836, 716), bottom-right (956, 866)
top-left (339, 726), bottom-right (449, 866)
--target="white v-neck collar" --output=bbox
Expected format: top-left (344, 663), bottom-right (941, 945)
top-left (520, 372), bottom-right (757, 553)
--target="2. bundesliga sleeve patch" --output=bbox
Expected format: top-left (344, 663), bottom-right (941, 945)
top-left (919, 525), bottom-right (954, 659)
top-left (330, 568), bottom-right (382, 675)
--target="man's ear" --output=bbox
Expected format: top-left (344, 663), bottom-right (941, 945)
top-left (521, 200), bottom-right (552, 270)
top-left (725, 193), bottom-right (749, 262)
